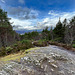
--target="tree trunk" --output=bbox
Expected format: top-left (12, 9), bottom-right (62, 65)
top-left (0, 34), bottom-right (5, 47)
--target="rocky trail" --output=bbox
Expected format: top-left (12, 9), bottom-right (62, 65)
top-left (0, 45), bottom-right (75, 75)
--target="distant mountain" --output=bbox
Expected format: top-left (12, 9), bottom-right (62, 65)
top-left (15, 29), bottom-right (42, 34)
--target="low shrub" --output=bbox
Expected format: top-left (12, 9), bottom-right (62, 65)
top-left (33, 40), bottom-right (48, 47)
top-left (0, 47), bottom-right (6, 56)
top-left (21, 40), bottom-right (33, 49)
top-left (14, 44), bottom-right (18, 47)
top-left (54, 37), bottom-right (62, 42)
top-left (21, 40), bottom-right (31, 44)
top-left (72, 44), bottom-right (75, 48)
top-left (0, 40), bottom-right (34, 57)
top-left (12, 40), bottom-right (33, 53)
top-left (6, 47), bottom-right (13, 54)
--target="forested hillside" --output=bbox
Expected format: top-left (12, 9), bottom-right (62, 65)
top-left (0, 8), bottom-right (75, 57)
top-left (20, 16), bottom-right (75, 45)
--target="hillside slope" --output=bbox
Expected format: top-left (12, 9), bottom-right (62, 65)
top-left (0, 45), bottom-right (75, 75)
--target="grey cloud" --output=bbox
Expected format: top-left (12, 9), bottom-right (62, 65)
top-left (8, 6), bottom-right (38, 20)
top-left (19, 15), bottom-right (30, 20)
top-left (13, 25), bottom-right (23, 30)
top-left (32, 15), bottom-right (36, 19)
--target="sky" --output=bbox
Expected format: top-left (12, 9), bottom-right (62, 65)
top-left (0, 0), bottom-right (75, 31)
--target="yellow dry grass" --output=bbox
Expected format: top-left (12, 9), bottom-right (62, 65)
top-left (0, 47), bottom-right (40, 62)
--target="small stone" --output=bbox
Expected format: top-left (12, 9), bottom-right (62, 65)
top-left (36, 60), bottom-right (39, 63)
top-left (24, 57), bottom-right (29, 60)
top-left (51, 53), bottom-right (54, 55)
top-left (35, 63), bottom-right (40, 66)
top-left (44, 65), bottom-right (47, 71)
top-left (51, 69), bottom-right (54, 72)
top-left (70, 70), bottom-right (75, 74)
top-left (41, 65), bottom-right (43, 69)
top-left (45, 73), bottom-right (49, 75)
top-left (0, 72), bottom-right (3, 75)
top-left (51, 64), bottom-right (58, 68)
top-left (48, 59), bottom-right (54, 63)
top-left (58, 71), bottom-right (65, 75)
top-left (27, 69), bottom-right (32, 73)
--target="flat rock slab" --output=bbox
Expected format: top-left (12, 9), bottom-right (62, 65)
top-left (0, 45), bottom-right (75, 75)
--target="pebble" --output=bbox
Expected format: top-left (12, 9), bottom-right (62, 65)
top-left (58, 70), bottom-right (65, 75)
top-left (51, 64), bottom-right (58, 68)
top-left (44, 65), bottom-right (47, 71)
top-left (51, 69), bottom-right (54, 72)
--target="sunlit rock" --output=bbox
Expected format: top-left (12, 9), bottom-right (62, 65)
top-left (51, 69), bottom-right (54, 72)
top-left (51, 64), bottom-right (58, 68)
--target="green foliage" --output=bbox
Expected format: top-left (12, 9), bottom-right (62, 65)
top-left (53, 19), bottom-right (66, 43)
top-left (54, 37), bottom-right (62, 42)
top-left (50, 40), bottom-right (55, 42)
top-left (0, 46), bottom-right (13, 56)
top-left (20, 31), bottom-right (39, 40)
top-left (21, 40), bottom-right (31, 44)
top-left (72, 44), bottom-right (75, 48)
top-left (14, 44), bottom-right (18, 47)
top-left (21, 40), bottom-right (33, 49)
top-left (0, 39), bottom-right (34, 57)
top-left (0, 47), bottom-right (6, 56)
top-left (6, 47), bottom-right (13, 51)
top-left (0, 8), bottom-right (19, 47)
top-left (6, 47), bottom-right (13, 54)
top-left (53, 20), bottom-right (63, 37)
top-left (33, 40), bottom-right (48, 47)
top-left (42, 27), bottom-right (51, 40)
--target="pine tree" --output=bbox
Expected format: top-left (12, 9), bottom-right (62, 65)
top-left (50, 26), bottom-right (53, 40)
top-left (0, 8), bottom-right (18, 47)
top-left (53, 18), bottom-right (64, 42)
top-left (53, 18), bottom-right (63, 37)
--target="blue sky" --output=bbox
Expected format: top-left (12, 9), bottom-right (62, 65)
top-left (0, 0), bottom-right (75, 30)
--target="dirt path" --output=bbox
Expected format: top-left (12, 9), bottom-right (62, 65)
top-left (0, 45), bottom-right (75, 75)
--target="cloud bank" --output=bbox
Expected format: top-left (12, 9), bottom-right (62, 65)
top-left (0, 0), bottom-right (75, 31)
top-left (10, 11), bottom-right (75, 30)
top-left (8, 6), bottom-right (38, 20)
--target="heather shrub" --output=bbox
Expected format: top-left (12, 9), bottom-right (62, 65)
top-left (0, 47), bottom-right (6, 56)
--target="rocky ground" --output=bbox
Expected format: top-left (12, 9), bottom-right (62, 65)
top-left (0, 45), bottom-right (75, 75)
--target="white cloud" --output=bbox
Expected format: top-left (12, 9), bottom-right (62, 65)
top-left (10, 17), bottom-right (39, 30)
top-left (1, 0), bottom-right (5, 3)
top-left (37, 11), bottom-right (75, 28)
top-left (48, 10), bottom-right (59, 16)
top-left (10, 11), bottom-right (75, 30)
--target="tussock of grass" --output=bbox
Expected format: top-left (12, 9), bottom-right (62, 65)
top-left (0, 47), bottom-right (40, 62)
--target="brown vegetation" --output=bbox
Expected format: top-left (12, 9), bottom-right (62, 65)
top-left (49, 41), bottom-right (75, 52)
